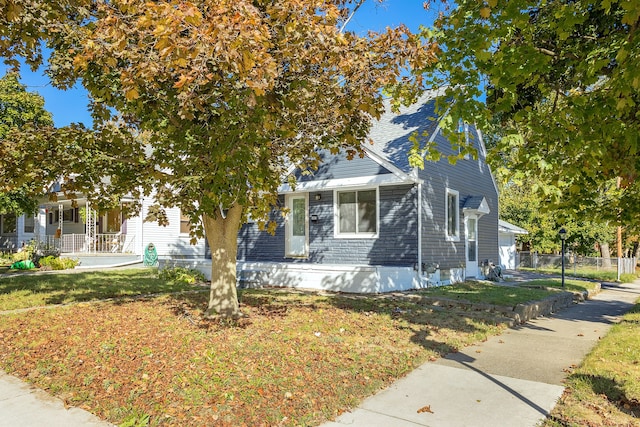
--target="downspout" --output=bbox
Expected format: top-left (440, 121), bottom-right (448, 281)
top-left (417, 180), bottom-right (423, 287)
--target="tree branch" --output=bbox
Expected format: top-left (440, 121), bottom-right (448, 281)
top-left (535, 46), bottom-right (556, 57)
top-left (339, 0), bottom-right (367, 34)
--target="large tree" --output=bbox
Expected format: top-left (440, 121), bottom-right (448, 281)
top-left (499, 177), bottom-right (617, 255)
top-left (412, 0), bottom-right (640, 227)
top-left (0, 72), bottom-right (53, 214)
top-left (0, 0), bottom-right (431, 318)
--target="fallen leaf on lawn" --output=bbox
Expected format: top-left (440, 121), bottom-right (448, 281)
top-left (417, 405), bottom-right (434, 414)
top-left (498, 340), bottom-right (504, 343)
top-left (577, 333), bottom-right (584, 337)
top-left (475, 349), bottom-right (482, 353)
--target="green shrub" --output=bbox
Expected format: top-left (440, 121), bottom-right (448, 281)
top-left (11, 241), bottom-right (37, 262)
top-left (39, 256), bottom-right (79, 270)
top-left (11, 251), bottom-right (30, 262)
top-left (619, 273), bottom-right (638, 283)
top-left (158, 267), bottom-right (205, 284)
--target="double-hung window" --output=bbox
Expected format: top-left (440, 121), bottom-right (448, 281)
top-left (446, 189), bottom-right (459, 240)
top-left (335, 188), bottom-right (377, 237)
top-left (24, 215), bottom-right (35, 233)
top-left (180, 211), bottom-right (191, 235)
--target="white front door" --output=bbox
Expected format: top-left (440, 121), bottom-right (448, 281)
top-left (285, 194), bottom-right (308, 257)
top-left (465, 215), bottom-right (478, 278)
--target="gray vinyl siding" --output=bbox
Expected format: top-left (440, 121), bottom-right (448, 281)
top-left (237, 184), bottom-right (418, 266)
top-left (296, 149), bottom-right (392, 182)
top-left (419, 128), bottom-right (499, 270)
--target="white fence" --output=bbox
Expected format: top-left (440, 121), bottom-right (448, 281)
top-left (0, 236), bottom-right (19, 252)
top-left (37, 234), bottom-right (136, 254)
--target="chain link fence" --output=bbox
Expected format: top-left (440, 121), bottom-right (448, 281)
top-left (519, 251), bottom-right (637, 278)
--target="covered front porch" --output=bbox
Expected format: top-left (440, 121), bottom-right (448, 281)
top-left (37, 198), bottom-right (137, 255)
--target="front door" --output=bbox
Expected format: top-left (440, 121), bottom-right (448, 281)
top-left (465, 215), bottom-right (478, 278)
top-left (285, 194), bottom-right (308, 257)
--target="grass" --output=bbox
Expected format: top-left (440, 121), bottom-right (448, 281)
top-left (0, 280), bottom-right (516, 427)
top-left (416, 281), bottom-right (563, 306)
top-left (544, 299), bottom-right (640, 426)
top-left (0, 272), bottom-right (606, 426)
top-left (0, 268), bottom-right (201, 311)
top-left (519, 266), bottom-right (638, 283)
top-left (519, 278), bottom-right (599, 293)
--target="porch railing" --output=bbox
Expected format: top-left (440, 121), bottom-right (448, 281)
top-left (37, 234), bottom-right (135, 254)
top-left (0, 236), bottom-right (19, 252)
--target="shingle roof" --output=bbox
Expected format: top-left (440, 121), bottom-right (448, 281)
top-left (462, 195), bottom-right (486, 210)
top-left (366, 88), bottom-right (447, 173)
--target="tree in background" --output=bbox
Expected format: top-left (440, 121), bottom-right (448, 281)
top-left (0, 72), bottom-right (53, 215)
top-left (0, 0), bottom-right (432, 318)
top-left (499, 177), bottom-right (617, 256)
top-left (415, 0), bottom-right (640, 228)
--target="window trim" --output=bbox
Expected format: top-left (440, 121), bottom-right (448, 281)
top-left (445, 188), bottom-right (460, 241)
top-left (333, 186), bottom-right (379, 239)
top-left (23, 214), bottom-right (35, 234)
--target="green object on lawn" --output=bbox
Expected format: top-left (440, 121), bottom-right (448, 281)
top-left (144, 243), bottom-right (158, 266)
top-left (10, 260), bottom-right (35, 270)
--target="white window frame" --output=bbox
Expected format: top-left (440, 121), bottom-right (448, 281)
top-left (333, 186), bottom-right (379, 239)
top-left (23, 214), bottom-right (35, 234)
top-left (445, 188), bottom-right (460, 241)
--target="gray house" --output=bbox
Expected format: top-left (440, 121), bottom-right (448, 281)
top-left (236, 91), bottom-right (499, 292)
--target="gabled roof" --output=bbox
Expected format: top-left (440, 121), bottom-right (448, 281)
top-left (366, 88), bottom-right (447, 174)
top-left (280, 89), bottom-right (449, 192)
top-left (462, 195), bottom-right (491, 216)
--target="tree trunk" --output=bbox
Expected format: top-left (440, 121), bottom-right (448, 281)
top-left (202, 204), bottom-right (243, 319)
top-left (600, 242), bottom-right (612, 269)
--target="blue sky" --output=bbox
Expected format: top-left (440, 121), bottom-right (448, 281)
top-left (1, 0), bottom-right (435, 128)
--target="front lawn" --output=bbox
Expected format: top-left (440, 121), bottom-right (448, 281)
top-left (0, 268), bottom-right (201, 311)
top-left (0, 288), bottom-right (510, 427)
top-left (416, 281), bottom-right (561, 306)
top-left (519, 266), bottom-right (638, 283)
top-left (544, 299), bottom-right (640, 426)
top-left (521, 278), bottom-right (599, 293)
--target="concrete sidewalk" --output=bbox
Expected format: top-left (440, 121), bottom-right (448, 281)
top-left (0, 371), bottom-right (113, 427)
top-left (322, 280), bottom-right (640, 427)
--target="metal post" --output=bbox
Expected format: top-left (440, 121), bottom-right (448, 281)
top-left (561, 239), bottom-right (565, 288)
top-left (559, 228), bottom-right (567, 288)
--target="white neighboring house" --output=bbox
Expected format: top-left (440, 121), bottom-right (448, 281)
top-left (498, 220), bottom-right (528, 270)
top-left (0, 194), bottom-right (208, 268)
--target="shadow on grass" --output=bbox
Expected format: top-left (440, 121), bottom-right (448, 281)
top-left (568, 373), bottom-right (640, 417)
top-left (0, 269), bottom-right (200, 309)
top-left (167, 288), bottom-right (502, 357)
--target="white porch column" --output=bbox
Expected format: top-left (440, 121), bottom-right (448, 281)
top-left (85, 201), bottom-right (98, 253)
top-left (58, 203), bottom-right (63, 236)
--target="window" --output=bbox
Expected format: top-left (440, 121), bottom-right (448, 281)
top-left (103, 208), bottom-right (121, 233)
top-left (180, 212), bottom-right (190, 234)
top-left (63, 208), bottom-right (74, 222)
top-left (336, 189), bottom-right (377, 237)
top-left (24, 215), bottom-right (35, 233)
top-left (1, 214), bottom-right (17, 235)
top-left (446, 189), bottom-right (459, 240)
